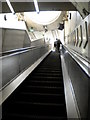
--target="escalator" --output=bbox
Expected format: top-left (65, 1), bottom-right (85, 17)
top-left (2, 51), bottom-right (67, 120)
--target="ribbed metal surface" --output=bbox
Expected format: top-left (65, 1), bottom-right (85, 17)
top-left (2, 51), bottom-right (67, 119)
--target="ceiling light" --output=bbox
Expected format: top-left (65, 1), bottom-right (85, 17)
top-left (6, 0), bottom-right (15, 14)
top-left (33, 0), bottom-right (39, 14)
top-left (24, 11), bottom-right (61, 25)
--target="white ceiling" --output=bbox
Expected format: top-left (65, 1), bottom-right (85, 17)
top-left (24, 11), bottom-right (67, 31)
top-left (2, 2), bottom-right (76, 13)
top-left (24, 11), bottom-right (61, 25)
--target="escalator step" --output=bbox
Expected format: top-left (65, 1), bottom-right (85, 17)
top-left (4, 114), bottom-right (66, 120)
top-left (24, 80), bottom-right (63, 87)
top-left (2, 51), bottom-right (67, 119)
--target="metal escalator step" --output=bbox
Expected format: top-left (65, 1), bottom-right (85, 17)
top-left (20, 92), bottom-right (63, 96)
top-left (31, 73), bottom-right (61, 77)
top-left (2, 51), bottom-right (67, 119)
top-left (5, 114), bottom-right (67, 120)
top-left (11, 92), bottom-right (65, 104)
top-left (5, 102), bottom-right (66, 117)
top-left (20, 86), bottom-right (64, 94)
top-left (34, 70), bottom-right (61, 73)
top-left (24, 80), bottom-right (63, 87)
top-left (29, 76), bottom-right (62, 79)
top-left (37, 68), bottom-right (61, 70)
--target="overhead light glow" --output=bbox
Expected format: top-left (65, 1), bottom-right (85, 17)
top-left (24, 11), bottom-right (61, 25)
top-left (33, 0), bottom-right (39, 14)
top-left (6, 0), bottom-right (15, 14)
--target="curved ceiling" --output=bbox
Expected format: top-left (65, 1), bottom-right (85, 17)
top-left (24, 11), bottom-right (61, 25)
top-left (24, 11), bottom-right (66, 31)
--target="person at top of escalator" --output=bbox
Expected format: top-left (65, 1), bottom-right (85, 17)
top-left (55, 38), bottom-right (62, 52)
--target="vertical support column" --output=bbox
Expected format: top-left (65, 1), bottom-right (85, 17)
top-left (0, 1), bottom-right (2, 120)
top-left (64, 21), bottom-right (66, 44)
top-left (88, 4), bottom-right (90, 118)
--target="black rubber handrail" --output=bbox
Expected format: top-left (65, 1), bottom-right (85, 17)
top-left (0, 46), bottom-right (35, 57)
top-left (0, 45), bottom-right (49, 58)
top-left (63, 45), bottom-right (90, 77)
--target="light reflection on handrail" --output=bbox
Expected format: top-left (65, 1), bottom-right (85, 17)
top-left (0, 45), bottom-right (49, 59)
top-left (0, 46), bottom-right (35, 56)
top-left (63, 45), bottom-right (90, 77)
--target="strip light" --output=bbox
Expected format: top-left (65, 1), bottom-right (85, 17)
top-left (6, 0), bottom-right (15, 14)
top-left (33, 0), bottom-right (39, 14)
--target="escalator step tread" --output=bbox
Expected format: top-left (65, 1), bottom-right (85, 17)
top-left (2, 51), bottom-right (67, 119)
top-left (4, 114), bottom-right (67, 120)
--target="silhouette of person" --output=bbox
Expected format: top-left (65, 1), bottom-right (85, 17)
top-left (56, 38), bottom-right (62, 52)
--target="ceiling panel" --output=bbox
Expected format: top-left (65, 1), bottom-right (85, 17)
top-left (2, 2), bottom-right (76, 13)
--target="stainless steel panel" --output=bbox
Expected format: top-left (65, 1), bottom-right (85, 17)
top-left (2, 45), bottom-right (51, 89)
top-left (62, 48), bottom-right (89, 118)
top-left (3, 29), bottom-right (25, 51)
top-left (23, 31), bottom-right (31, 47)
top-left (65, 14), bottom-right (90, 60)
top-left (19, 50), bottom-right (34, 71)
top-left (0, 28), bottom-right (2, 53)
top-left (31, 38), bottom-right (45, 47)
top-left (2, 55), bottom-right (19, 88)
top-left (0, 58), bottom-right (2, 91)
top-left (1, 28), bottom-right (31, 52)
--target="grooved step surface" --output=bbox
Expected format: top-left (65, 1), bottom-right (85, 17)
top-left (2, 51), bottom-right (67, 119)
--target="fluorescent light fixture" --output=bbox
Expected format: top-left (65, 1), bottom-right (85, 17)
top-left (6, 0), bottom-right (15, 14)
top-left (33, 0), bottom-right (39, 14)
